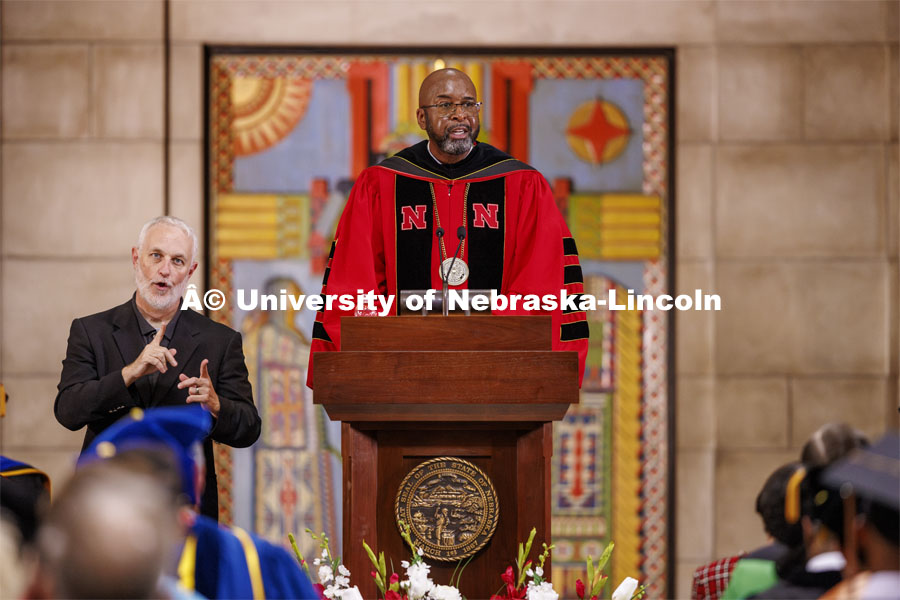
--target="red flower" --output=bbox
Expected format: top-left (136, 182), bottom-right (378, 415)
top-left (313, 583), bottom-right (326, 600)
top-left (390, 573), bottom-right (400, 585)
top-left (496, 565), bottom-right (526, 599)
top-left (371, 571), bottom-right (377, 579)
top-left (386, 591), bottom-right (405, 600)
top-left (576, 579), bottom-right (586, 599)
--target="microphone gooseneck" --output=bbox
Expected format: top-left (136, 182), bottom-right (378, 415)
top-left (445, 227), bottom-right (466, 286)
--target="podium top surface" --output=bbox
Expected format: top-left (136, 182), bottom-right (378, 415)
top-left (314, 316), bottom-right (578, 423)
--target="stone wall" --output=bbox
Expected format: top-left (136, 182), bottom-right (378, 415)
top-left (2, 1), bottom-right (897, 597)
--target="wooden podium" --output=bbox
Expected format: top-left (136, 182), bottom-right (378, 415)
top-left (313, 316), bottom-right (579, 598)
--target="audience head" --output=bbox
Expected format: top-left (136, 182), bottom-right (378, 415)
top-left (822, 432), bottom-right (900, 572)
top-left (801, 423), bottom-right (870, 469)
top-left (756, 462), bottom-right (805, 547)
top-left (78, 405), bottom-right (212, 509)
top-left (25, 462), bottom-right (177, 599)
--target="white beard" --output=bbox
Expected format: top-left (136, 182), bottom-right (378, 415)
top-left (134, 267), bottom-right (189, 312)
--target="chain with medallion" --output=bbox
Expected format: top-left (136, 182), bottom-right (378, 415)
top-left (429, 182), bottom-right (470, 286)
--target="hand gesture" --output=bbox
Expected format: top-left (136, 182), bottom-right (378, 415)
top-left (121, 324), bottom-right (178, 386)
top-left (178, 359), bottom-right (220, 418)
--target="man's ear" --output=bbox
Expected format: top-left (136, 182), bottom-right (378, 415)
top-left (131, 247), bottom-right (139, 267)
top-left (416, 108), bottom-right (427, 131)
top-left (188, 262), bottom-right (198, 278)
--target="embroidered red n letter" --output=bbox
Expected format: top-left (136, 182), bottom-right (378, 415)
top-left (400, 205), bottom-right (427, 230)
top-left (472, 203), bottom-right (499, 229)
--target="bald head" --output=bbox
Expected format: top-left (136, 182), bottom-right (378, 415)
top-left (29, 463), bottom-right (178, 599)
top-left (418, 68), bottom-right (476, 107)
top-left (416, 68), bottom-right (481, 164)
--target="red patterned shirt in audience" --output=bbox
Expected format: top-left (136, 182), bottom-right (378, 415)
top-left (691, 554), bottom-right (744, 600)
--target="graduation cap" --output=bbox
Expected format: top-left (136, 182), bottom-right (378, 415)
top-left (821, 432), bottom-right (900, 511)
top-left (821, 431), bottom-right (900, 565)
top-left (78, 405), bottom-right (212, 505)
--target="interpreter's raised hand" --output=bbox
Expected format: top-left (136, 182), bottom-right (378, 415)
top-left (178, 358), bottom-right (220, 418)
top-left (121, 324), bottom-right (178, 386)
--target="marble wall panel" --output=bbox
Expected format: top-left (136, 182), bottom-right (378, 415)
top-left (0, 376), bottom-right (84, 449)
top-left (169, 0), bottom-right (715, 45)
top-left (715, 377), bottom-right (789, 448)
top-left (168, 141), bottom-right (204, 261)
top-left (804, 45), bottom-right (891, 141)
top-left (1, 0), bottom-right (162, 41)
top-left (716, 0), bottom-right (893, 43)
top-left (719, 46), bottom-right (803, 141)
top-left (2, 45), bottom-right (90, 139)
top-left (169, 43), bottom-right (203, 142)
top-left (677, 376), bottom-right (716, 450)
top-left (2, 143), bottom-right (163, 257)
top-left (676, 261), bottom-right (715, 375)
top-left (716, 144), bottom-right (885, 258)
top-left (676, 449), bottom-right (715, 560)
top-left (677, 144), bottom-right (714, 260)
top-left (93, 45), bottom-right (164, 139)
top-left (791, 377), bottom-right (893, 447)
top-left (677, 47), bottom-right (717, 143)
top-left (715, 261), bottom-right (890, 375)
top-left (2, 260), bottom-right (136, 376)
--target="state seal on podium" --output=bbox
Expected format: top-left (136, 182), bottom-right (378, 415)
top-left (395, 457), bottom-right (499, 562)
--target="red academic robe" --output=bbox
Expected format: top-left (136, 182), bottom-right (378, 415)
top-left (308, 141), bottom-right (588, 387)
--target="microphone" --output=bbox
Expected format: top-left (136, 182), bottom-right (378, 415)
top-left (436, 227), bottom-right (446, 281)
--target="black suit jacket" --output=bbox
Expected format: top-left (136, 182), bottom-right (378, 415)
top-left (55, 298), bottom-right (261, 519)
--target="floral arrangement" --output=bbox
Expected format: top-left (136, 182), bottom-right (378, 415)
top-left (290, 527), bottom-right (645, 600)
top-left (290, 530), bottom-right (363, 600)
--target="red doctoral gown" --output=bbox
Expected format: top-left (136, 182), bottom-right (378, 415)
top-left (308, 141), bottom-right (588, 387)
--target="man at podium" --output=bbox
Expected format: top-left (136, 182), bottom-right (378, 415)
top-left (308, 68), bottom-right (588, 387)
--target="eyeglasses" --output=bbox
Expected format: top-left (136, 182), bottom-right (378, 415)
top-left (419, 101), bottom-right (482, 116)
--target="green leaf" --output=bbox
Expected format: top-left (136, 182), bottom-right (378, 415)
top-left (596, 541), bottom-right (614, 572)
top-left (363, 541), bottom-right (380, 570)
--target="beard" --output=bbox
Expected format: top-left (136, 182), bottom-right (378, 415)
top-left (425, 114), bottom-right (480, 156)
top-left (134, 266), bottom-right (189, 312)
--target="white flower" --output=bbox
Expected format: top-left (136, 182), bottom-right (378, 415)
top-left (405, 561), bottom-right (434, 600)
top-left (429, 584), bottom-right (462, 600)
top-left (611, 577), bottom-right (639, 600)
top-left (338, 564), bottom-right (351, 577)
top-left (417, 548), bottom-right (424, 556)
top-left (313, 558), bottom-right (321, 566)
top-left (322, 549), bottom-right (329, 558)
top-left (335, 575), bottom-right (349, 587)
top-left (401, 560), bottom-right (410, 569)
top-left (526, 581), bottom-right (558, 600)
top-left (526, 568), bottom-right (534, 578)
top-left (323, 585), bottom-right (338, 599)
top-left (318, 564), bottom-right (334, 584)
top-left (338, 586), bottom-right (364, 600)
top-left (535, 566), bottom-right (543, 577)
